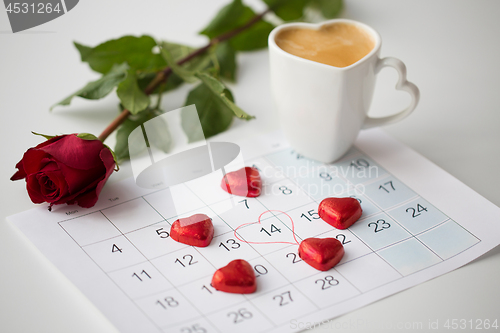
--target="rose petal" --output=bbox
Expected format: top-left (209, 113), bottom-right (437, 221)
top-left (55, 162), bottom-right (104, 195)
top-left (35, 135), bottom-right (66, 149)
top-left (74, 148), bottom-right (115, 208)
top-left (100, 147), bottom-right (116, 179)
top-left (26, 174), bottom-right (46, 204)
top-left (10, 159), bottom-right (27, 181)
top-left (39, 135), bottom-right (105, 170)
top-left (38, 174), bottom-right (59, 200)
top-left (21, 149), bottom-right (52, 175)
top-left (11, 137), bottom-right (65, 181)
top-left (40, 168), bottom-right (68, 203)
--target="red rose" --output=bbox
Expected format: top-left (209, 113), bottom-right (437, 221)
top-left (11, 134), bottom-right (115, 210)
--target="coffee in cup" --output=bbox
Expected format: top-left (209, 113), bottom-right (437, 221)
top-left (274, 22), bottom-right (375, 68)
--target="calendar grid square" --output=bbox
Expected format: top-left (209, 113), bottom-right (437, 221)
top-left (292, 268), bottom-right (362, 308)
top-left (182, 180), bottom-right (239, 236)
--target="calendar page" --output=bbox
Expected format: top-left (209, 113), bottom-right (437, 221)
top-left (8, 129), bottom-right (500, 333)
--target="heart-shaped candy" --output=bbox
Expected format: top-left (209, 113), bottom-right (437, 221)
top-left (221, 167), bottom-right (262, 197)
top-left (318, 197), bottom-right (362, 229)
top-left (212, 259), bottom-right (257, 294)
top-left (298, 237), bottom-right (344, 271)
top-left (170, 214), bottom-right (214, 247)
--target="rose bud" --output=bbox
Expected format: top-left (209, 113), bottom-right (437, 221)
top-left (11, 133), bottom-right (116, 210)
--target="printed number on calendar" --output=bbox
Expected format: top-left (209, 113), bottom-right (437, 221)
top-left (254, 264), bottom-right (268, 277)
top-left (156, 227), bottom-right (169, 238)
top-left (260, 224), bottom-right (282, 236)
top-left (350, 158), bottom-right (370, 170)
top-left (175, 254), bottom-right (198, 267)
top-left (156, 296), bottom-right (179, 309)
top-left (379, 181), bottom-right (395, 193)
top-left (112, 244), bottom-right (122, 253)
top-left (368, 219), bottom-right (391, 232)
top-left (132, 270), bottom-right (151, 281)
top-left (319, 172), bottom-right (333, 181)
top-left (315, 276), bottom-right (340, 290)
top-left (180, 324), bottom-right (207, 333)
top-left (219, 239), bottom-right (241, 251)
top-left (273, 291), bottom-right (293, 306)
top-left (201, 284), bottom-right (217, 294)
top-left (286, 252), bottom-right (302, 264)
top-left (335, 234), bottom-right (351, 245)
top-left (239, 199), bottom-right (250, 209)
top-left (301, 209), bottom-right (320, 222)
top-left (228, 308), bottom-right (253, 324)
top-left (406, 204), bottom-right (428, 218)
top-left (278, 186), bottom-right (293, 195)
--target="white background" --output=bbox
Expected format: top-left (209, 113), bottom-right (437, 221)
top-left (1, 0), bottom-right (499, 332)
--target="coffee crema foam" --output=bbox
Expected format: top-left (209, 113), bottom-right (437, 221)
top-left (275, 22), bottom-right (375, 68)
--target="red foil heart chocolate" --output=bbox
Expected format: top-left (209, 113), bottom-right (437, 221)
top-left (170, 214), bottom-right (214, 247)
top-left (212, 259), bottom-right (257, 294)
top-left (221, 167), bottom-right (262, 197)
top-left (318, 197), bottom-right (362, 229)
top-left (298, 237), bottom-right (344, 271)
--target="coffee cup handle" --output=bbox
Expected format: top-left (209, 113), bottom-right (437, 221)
top-left (362, 57), bottom-right (420, 129)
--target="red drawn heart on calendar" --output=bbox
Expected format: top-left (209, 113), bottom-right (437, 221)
top-left (233, 210), bottom-right (300, 245)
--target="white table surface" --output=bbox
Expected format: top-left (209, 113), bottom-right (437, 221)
top-left (1, 1), bottom-right (499, 332)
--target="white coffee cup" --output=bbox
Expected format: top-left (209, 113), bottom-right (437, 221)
top-left (268, 19), bottom-right (420, 163)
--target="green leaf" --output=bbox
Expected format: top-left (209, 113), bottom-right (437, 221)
top-left (313, 0), bottom-right (343, 18)
top-left (136, 71), bottom-right (182, 94)
top-left (196, 72), bottom-right (254, 120)
top-left (161, 42), bottom-right (214, 72)
top-left (76, 133), bottom-right (99, 140)
top-left (162, 42), bottom-right (194, 61)
top-left (51, 63), bottom-right (129, 110)
top-left (116, 70), bottom-right (150, 114)
top-left (183, 72), bottom-right (255, 142)
top-left (74, 35), bottom-right (166, 74)
top-left (263, 0), bottom-right (308, 21)
top-left (139, 41), bottom-right (214, 93)
top-left (74, 42), bottom-right (92, 60)
top-left (199, 0), bottom-right (246, 39)
top-left (229, 10), bottom-right (275, 51)
top-left (199, 0), bottom-right (274, 51)
top-left (215, 42), bottom-right (237, 82)
top-left (183, 83), bottom-right (234, 141)
top-left (31, 131), bottom-right (56, 140)
top-left (160, 43), bottom-right (198, 83)
top-left (114, 109), bottom-right (171, 162)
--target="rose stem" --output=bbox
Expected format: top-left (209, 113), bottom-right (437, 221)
top-left (97, 8), bottom-right (271, 142)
